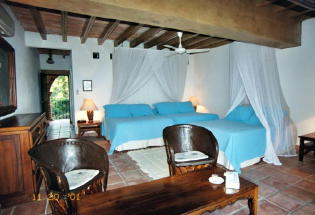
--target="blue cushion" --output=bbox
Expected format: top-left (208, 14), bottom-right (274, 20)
top-left (129, 104), bottom-right (154, 117)
top-left (225, 105), bottom-right (254, 122)
top-left (104, 104), bottom-right (131, 118)
top-left (154, 102), bottom-right (179, 115)
top-left (176, 101), bottom-right (195, 113)
top-left (246, 113), bottom-right (262, 125)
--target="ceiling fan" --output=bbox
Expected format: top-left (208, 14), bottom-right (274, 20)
top-left (164, 32), bottom-right (210, 55)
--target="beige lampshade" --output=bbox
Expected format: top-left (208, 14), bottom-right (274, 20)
top-left (189, 96), bottom-right (199, 107)
top-left (80, 98), bottom-right (98, 111)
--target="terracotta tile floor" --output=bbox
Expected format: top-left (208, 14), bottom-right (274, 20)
top-left (1, 120), bottom-right (315, 215)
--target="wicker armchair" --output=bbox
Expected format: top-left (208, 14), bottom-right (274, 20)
top-left (28, 138), bottom-right (109, 215)
top-left (163, 124), bottom-right (219, 176)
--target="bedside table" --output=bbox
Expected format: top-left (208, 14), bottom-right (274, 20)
top-left (77, 121), bottom-right (101, 137)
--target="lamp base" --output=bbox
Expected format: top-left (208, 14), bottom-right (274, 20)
top-left (87, 110), bottom-right (94, 122)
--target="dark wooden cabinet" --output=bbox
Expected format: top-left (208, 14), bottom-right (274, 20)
top-left (0, 113), bottom-right (47, 207)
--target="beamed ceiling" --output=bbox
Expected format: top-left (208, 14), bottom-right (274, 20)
top-left (6, 0), bottom-right (315, 49)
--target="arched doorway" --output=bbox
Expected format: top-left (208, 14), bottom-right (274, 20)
top-left (50, 75), bottom-right (70, 120)
top-left (40, 70), bottom-right (73, 123)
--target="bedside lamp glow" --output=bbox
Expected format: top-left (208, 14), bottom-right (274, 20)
top-left (196, 105), bottom-right (208, 113)
top-left (80, 98), bottom-right (98, 122)
top-left (189, 96), bottom-right (199, 110)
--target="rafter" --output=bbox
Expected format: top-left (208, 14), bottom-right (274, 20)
top-left (193, 39), bottom-right (230, 49)
top-left (114, 24), bottom-right (143, 47)
top-left (81, 16), bottom-right (96, 44)
top-left (290, 9), bottom-right (312, 17)
top-left (144, 31), bottom-right (177, 48)
top-left (187, 38), bottom-right (224, 49)
top-left (257, 0), bottom-right (279, 7)
top-left (203, 39), bottom-right (232, 49)
top-left (130, 27), bottom-right (163, 48)
top-left (183, 36), bottom-right (211, 48)
top-left (157, 33), bottom-right (199, 50)
top-left (29, 7), bottom-right (47, 40)
top-left (289, 0), bottom-right (315, 10)
top-left (98, 20), bottom-right (120, 45)
top-left (275, 4), bottom-right (296, 12)
top-left (61, 11), bottom-right (68, 42)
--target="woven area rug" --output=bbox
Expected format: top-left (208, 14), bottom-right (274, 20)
top-left (127, 147), bottom-right (170, 180)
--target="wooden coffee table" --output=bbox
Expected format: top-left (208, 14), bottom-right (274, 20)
top-left (77, 167), bottom-right (258, 215)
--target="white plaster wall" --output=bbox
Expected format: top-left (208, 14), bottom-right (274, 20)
top-left (25, 32), bottom-right (114, 125)
top-left (39, 54), bottom-right (72, 70)
top-left (183, 45), bottom-right (230, 117)
top-left (276, 18), bottom-right (315, 136)
top-left (0, 4), bottom-right (41, 120)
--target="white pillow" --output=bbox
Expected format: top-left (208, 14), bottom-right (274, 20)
top-left (175, 151), bottom-right (208, 162)
top-left (65, 169), bottom-right (99, 190)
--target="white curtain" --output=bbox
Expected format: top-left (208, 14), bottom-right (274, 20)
top-left (110, 47), bottom-right (188, 104)
top-left (228, 42), bottom-right (297, 165)
top-left (155, 54), bottom-right (189, 101)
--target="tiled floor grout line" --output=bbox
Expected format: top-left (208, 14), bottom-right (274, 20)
top-left (264, 197), bottom-right (292, 213)
top-left (109, 159), bottom-right (128, 186)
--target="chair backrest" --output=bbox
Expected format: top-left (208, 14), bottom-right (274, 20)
top-left (29, 138), bottom-right (109, 193)
top-left (163, 124), bottom-right (219, 163)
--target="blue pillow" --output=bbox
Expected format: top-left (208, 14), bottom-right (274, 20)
top-left (154, 102), bottom-right (179, 115)
top-left (225, 105), bottom-right (254, 122)
top-left (176, 101), bottom-right (195, 113)
top-left (246, 113), bottom-right (262, 125)
top-left (129, 104), bottom-right (154, 117)
top-left (104, 104), bottom-right (131, 118)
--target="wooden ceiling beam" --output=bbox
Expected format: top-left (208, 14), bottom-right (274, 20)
top-left (98, 20), bottom-right (120, 45)
top-left (37, 48), bottom-right (71, 56)
top-left (290, 9), bottom-right (312, 17)
top-left (288, 0), bottom-right (315, 10)
top-left (130, 27), bottom-right (163, 48)
top-left (188, 38), bottom-right (226, 49)
top-left (157, 33), bottom-right (199, 50)
top-left (257, 0), bottom-right (279, 7)
top-left (144, 31), bottom-right (177, 48)
top-left (61, 11), bottom-right (68, 42)
top-left (29, 7), bottom-right (47, 40)
top-left (114, 24), bottom-right (143, 47)
top-left (275, 4), bottom-right (296, 12)
top-left (199, 39), bottom-right (232, 49)
top-left (9, 0), bottom-right (302, 48)
top-left (81, 16), bottom-right (96, 44)
top-left (183, 36), bottom-right (211, 48)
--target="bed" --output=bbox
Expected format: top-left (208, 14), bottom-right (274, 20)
top-left (102, 102), bottom-right (219, 154)
top-left (192, 119), bottom-right (266, 172)
top-left (104, 103), bottom-right (266, 172)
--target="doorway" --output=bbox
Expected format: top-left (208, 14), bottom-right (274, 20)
top-left (50, 75), bottom-right (70, 120)
top-left (40, 70), bottom-right (73, 124)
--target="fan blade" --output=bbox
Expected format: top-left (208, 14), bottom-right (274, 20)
top-left (164, 45), bottom-right (176, 50)
top-left (189, 51), bottom-right (210, 55)
top-left (186, 48), bottom-right (211, 54)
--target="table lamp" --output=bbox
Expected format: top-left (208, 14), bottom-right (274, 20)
top-left (80, 98), bottom-right (98, 122)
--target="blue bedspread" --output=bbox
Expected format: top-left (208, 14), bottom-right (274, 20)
top-left (165, 113), bottom-right (219, 124)
top-left (103, 113), bottom-right (219, 154)
top-left (105, 116), bottom-right (174, 154)
top-left (192, 120), bottom-right (266, 172)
